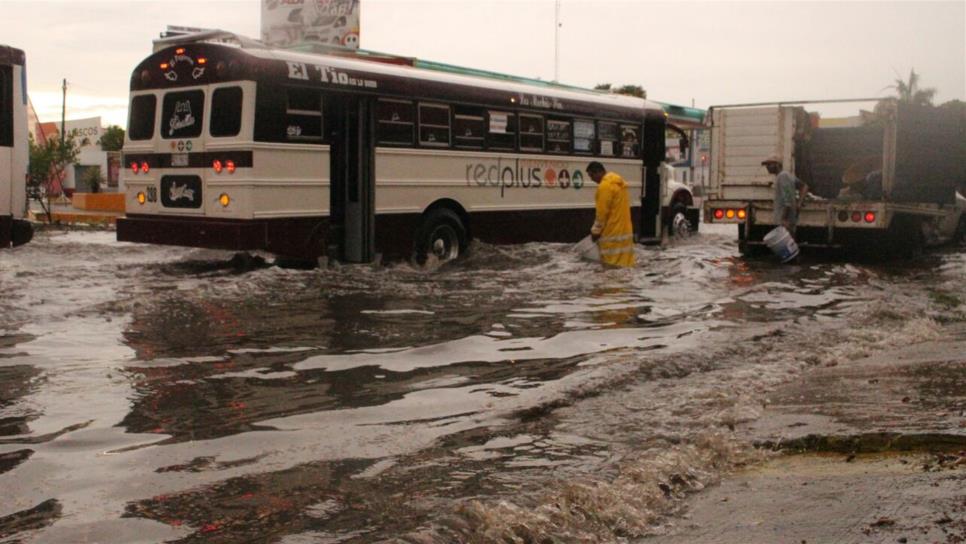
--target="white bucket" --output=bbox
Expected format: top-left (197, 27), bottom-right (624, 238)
top-left (574, 235), bottom-right (600, 262)
top-left (763, 226), bottom-right (800, 263)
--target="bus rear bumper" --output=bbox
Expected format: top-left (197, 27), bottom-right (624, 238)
top-left (118, 214), bottom-right (330, 258)
top-left (118, 215), bottom-right (267, 252)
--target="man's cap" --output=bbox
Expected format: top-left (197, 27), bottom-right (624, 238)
top-left (761, 155), bottom-right (782, 165)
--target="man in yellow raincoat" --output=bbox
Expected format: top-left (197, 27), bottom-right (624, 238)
top-left (587, 162), bottom-right (635, 267)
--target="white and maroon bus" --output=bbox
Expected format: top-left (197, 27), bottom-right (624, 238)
top-left (118, 32), bottom-right (667, 264)
top-left (0, 44), bottom-right (32, 249)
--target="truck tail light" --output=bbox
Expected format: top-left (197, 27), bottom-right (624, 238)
top-left (864, 211), bottom-right (876, 223)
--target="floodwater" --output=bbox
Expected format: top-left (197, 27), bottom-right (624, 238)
top-left (0, 226), bottom-right (963, 543)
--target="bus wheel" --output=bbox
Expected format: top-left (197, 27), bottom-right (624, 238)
top-left (670, 204), bottom-right (692, 238)
top-left (415, 209), bottom-right (467, 265)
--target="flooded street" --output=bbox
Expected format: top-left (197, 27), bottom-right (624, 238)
top-left (1, 226), bottom-right (964, 543)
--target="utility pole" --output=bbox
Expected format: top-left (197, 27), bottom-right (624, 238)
top-left (553, 0), bottom-right (561, 82)
top-left (60, 78), bottom-right (67, 147)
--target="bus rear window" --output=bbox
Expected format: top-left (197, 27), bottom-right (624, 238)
top-left (161, 90), bottom-right (204, 139)
top-left (128, 95), bottom-right (156, 141)
top-left (210, 87), bottom-right (243, 137)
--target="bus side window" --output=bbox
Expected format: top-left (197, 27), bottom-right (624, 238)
top-left (486, 110), bottom-right (516, 151)
top-left (573, 118), bottom-right (595, 154)
top-left (128, 95), bottom-right (157, 141)
top-left (598, 121), bottom-right (618, 157)
top-left (377, 99), bottom-right (414, 145)
top-left (0, 66), bottom-right (11, 147)
top-left (620, 124), bottom-right (641, 158)
top-left (211, 87), bottom-right (243, 138)
top-left (286, 87), bottom-right (322, 142)
top-left (418, 102), bottom-right (450, 147)
top-left (519, 114), bottom-right (544, 152)
top-left (547, 119), bottom-right (571, 154)
top-left (453, 106), bottom-right (484, 149)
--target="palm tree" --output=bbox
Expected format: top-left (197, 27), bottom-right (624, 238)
top-left (890, 69), bottom-right (936, 106)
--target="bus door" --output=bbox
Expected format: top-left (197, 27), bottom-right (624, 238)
top-left (640, 117), bottom-right (666, 240)
top-left (328, 95), bottom-right (375, 263)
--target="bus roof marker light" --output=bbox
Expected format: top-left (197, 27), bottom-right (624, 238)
top-left (197, 57), bottom-right (207, 65)
top-left (160, 63), bottom-right (169, 70)
top-left (175, 48), bottom-right (185, 55)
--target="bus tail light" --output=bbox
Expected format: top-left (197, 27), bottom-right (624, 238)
top-left (130, 162), bottom-right (139, 175)
top-left (140, 162), bottom-right (150, 174)
top-left (864, 211), bottom-right (876, 223)
top-left (136, 192), bottom-right (146, 205)
top-left (219, 193), bottom-right (231, 207)
top-left (213, 160), bottom-right (223, 174)
top-left (225, 160), bottom-right (236, 174)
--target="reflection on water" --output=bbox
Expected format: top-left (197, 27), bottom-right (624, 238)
top-left (0, 229), bottom-right (962, 542)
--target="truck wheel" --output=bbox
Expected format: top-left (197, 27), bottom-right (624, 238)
top-left (414, 208), bottom-right (468, 266)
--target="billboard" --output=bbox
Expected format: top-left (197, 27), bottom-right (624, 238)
top-left (261, 0), bottom-right (360, 49)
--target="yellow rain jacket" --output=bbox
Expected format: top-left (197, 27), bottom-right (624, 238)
top-left (591, 172), bottom-right (636, 268)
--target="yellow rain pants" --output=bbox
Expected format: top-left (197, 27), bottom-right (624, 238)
top-left (591, 172), bottom-right (636, 268)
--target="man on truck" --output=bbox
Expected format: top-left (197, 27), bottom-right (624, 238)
top-left (762, 155), bottom-right (808, 236)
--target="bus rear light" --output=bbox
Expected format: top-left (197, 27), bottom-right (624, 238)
top-left (864, 211), bottom-right (876, 223)
top-left (197, 57), bottom-right (207, 65)
top-left (213, 160), bottom-right (223, 174)
top-left (725, 209), bottom-right (736, 219)
top-left (225, 160), bottom-right (236, 174)
top-left (219, 193), bottom-right (231, 207)
top-left (130, 162), bottom-right (139, 174)
top-left (175, 48), bottom-right (185, 55)
top-left (136, 192), bottom-right (146, 205)
top-left (851, 211), bottom-right (862, 222)
top-left (713, 209), bottom-right (724, 220)
top-left (140, 162), bottom-right (150, 174)
top-left (160, 63), bottom-right (169, 70)
top-left (736, 209), bottom-right (747, 220)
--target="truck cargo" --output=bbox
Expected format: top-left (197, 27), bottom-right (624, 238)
top-left (703, 99), bottom-right (965, 258)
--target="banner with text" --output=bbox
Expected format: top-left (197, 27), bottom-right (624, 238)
top-left (261, 0), bottom-right (360, 49)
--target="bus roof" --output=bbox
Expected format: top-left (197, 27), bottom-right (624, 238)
top-left (137, 32), bottom-right (663, 119)
top-left (0, 45), bottom-right (26, 67)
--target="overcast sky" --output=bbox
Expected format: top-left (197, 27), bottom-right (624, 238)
top-left (2, 0), bottom-right (963, 126)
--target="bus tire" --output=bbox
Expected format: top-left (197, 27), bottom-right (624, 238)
top-left (415, 208), bottom-right (467, 265)
top-left (670, 204), bottom-right (692, 238)
top-left (11, 220), bottom-right (33, 247)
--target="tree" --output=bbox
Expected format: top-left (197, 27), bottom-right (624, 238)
top-left (99, 125), bottom-right (125, 152)
top-left (889, 69), bottom-right (936, 106)
top-left (28, 133), bottom-right (79, 223)
top-left (594, 83), bottom-right (646, 98)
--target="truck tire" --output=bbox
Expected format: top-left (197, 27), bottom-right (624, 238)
top-left (414, 208), bottom-right (468, 266)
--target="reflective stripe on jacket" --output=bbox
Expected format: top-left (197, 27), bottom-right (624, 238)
top-left (591, 172), bottom-right (635, 268)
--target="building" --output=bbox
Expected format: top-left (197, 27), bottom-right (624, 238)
top-left (36, 117), bottom-right (117, 194)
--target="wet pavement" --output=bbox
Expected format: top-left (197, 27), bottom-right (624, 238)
top-left (0, 225), bottom-right (964, 543)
